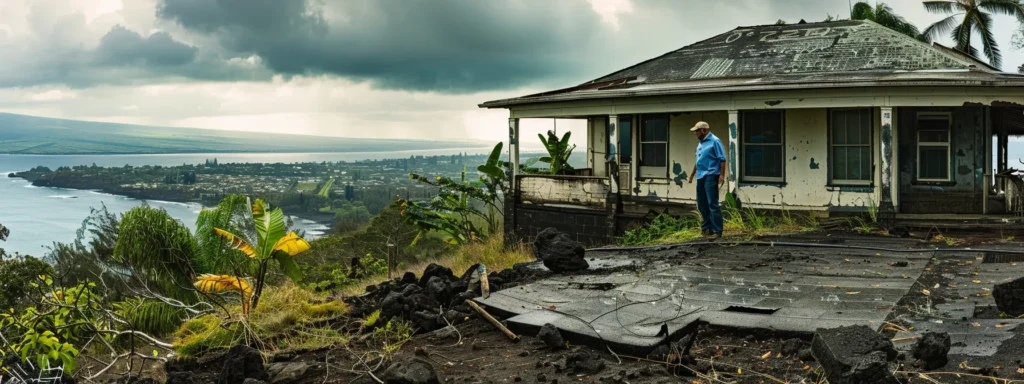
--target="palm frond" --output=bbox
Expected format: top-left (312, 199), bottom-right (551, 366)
top-left (212, 228), bottom-right (257, 258)
top-left (951, 12), bottom-right (976, 52)
top-left (194, 194), bottom-right (252, 273)
top-left (924, 0), bottom-right (969, 13)
top-left (923, 13), bottom-right (963, 40)
top-left (252, 199), bottom-right (287, 258)
top-left (972, 10), bottom-right (1002, 68)
top-left (873, 2), bottom-right (922, 38)
top-left (194, 274), bottom-right (252, 297)
top-left (979, 0), bottom-right (1024, 21)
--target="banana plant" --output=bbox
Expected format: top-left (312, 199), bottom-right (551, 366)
top-left (538, 130), bottom-right (575, 175)
top-left (202, 198), bottom-right (310, 312)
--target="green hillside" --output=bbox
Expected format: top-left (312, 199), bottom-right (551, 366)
top-left (0, 113), bottom-right (479, 154)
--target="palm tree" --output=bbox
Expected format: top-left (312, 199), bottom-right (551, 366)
top-left (852, 2), bottom-right (925, 40)
top-left (923, 0), bottom-right (1024, 69)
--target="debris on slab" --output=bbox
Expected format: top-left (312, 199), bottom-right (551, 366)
top-left (912, 331), bottom-right (951, 370)
top-left (993, 276), bottom-right (1024, 317)
top-left (811, 325), bottom-right (898, 384)
top-left (533, 227), bottom-right (589, 273)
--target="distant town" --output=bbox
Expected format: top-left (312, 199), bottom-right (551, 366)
top-left (9, 152), bottom-right (513, 230)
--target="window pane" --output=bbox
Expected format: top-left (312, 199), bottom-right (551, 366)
top-left (834, 147), bottom-right (848, 180)
top-left (833, 113), bottom-right (847, 145)
top-left (619, 118), bottom-right (632, 163)
top-left (919, 131), bottom-right (948, 143)
top-left (744, 145), bottom-right (782, 178)
top-left (743, 112), bottom-right (762, 142)
top-left (919, 146), bottom-right (948, 179)
top-left (853, 147), bottom-right (870, 180)
top-left (918, 117), bottom-right (949, 131)
top-left (641, 116), bottom-right (667, 142)
top-left (760, 113), bottom-right (783, 144)
top-left (858, 111), bottom-right (871, 144)
top-left (641, 143), bottom-right (666, 167)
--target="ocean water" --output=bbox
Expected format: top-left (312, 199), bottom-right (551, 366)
top-left (0, 149), bottom-right (486, 257)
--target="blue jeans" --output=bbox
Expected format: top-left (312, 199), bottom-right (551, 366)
top-left (697, 175), bottom-right (723, 234)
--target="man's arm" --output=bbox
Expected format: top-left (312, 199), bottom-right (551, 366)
top-left (689, 165), bottom-right (697, 183)
top-left (718, 160), bottom-right (727, 185)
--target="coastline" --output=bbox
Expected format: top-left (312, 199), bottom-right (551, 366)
top-left (10, 172), bottom-right (336, 231)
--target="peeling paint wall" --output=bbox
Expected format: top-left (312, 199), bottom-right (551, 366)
top-left (519, 176), bottom-right (610, 208)
top-left (588, 117), bottom-right (608, 177)
top-left (898, 107), bottom-right (985, 213)
top-left (624, 108), bottom-right (881, 211)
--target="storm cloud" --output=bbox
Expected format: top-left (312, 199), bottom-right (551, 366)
top-left (155, 0), bottom-right (609, 92)
top-left (94, 25), bottom-right (198, 66)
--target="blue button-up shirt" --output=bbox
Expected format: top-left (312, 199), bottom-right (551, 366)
top-left (695, 132), bottom-right (726, 179)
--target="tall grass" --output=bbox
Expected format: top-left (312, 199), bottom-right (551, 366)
top-left (623, 206), bottom-right (820, 246)
top-left (339, 235), bottom-right (534, 296)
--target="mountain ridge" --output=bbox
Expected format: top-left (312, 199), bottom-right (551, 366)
top-left (0, 112), bottom-right (482, 154)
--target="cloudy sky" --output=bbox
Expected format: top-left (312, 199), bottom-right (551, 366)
top-left (0, 0), bottom-right (1021, 149)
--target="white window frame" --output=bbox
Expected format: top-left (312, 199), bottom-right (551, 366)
top-left (916, 112), bottom-right (952, 182)
top-left (829, 108), bottom-right (873, 186)
top-left (740, 110), bottom-right (785, 183)
top-left (639, 114), bottom-right (669, 178)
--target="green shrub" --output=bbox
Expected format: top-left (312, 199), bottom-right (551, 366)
top-left (619, 214), bottom-right (699, 246)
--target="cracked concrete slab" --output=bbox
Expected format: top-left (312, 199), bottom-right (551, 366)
top-left (477, 241), bottom-right (933, 355)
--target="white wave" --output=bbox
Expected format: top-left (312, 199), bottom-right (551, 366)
top-left (22, 184), bottom-right (38, 188)
top-left (145, 199), bottom-right (190, 207)
top-left (48, 195), bottom-right (78, 199)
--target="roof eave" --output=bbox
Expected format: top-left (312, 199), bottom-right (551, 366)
top-left (479, 79), bottom-right (1024, 109)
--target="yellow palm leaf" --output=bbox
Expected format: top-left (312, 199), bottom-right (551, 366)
top-left (272, 232), bottom-right (310, 256)
top-left (194, 274), bottom-right (252, 296)
top-left (252, 199), bottom-right (267, 216)
top-left (213, 228), bottom-right (257, 258)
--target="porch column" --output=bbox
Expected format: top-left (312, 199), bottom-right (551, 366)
top-left (727, 110), bottom-right (739, 193)
top-left (607, 115), bottom-right (618, 190)
top-left (880, 107), bottom-right (896, 214)
top-left (606, 115), bottom-right (619, 241)
top-left (509, 118), bottom-right (520, 189)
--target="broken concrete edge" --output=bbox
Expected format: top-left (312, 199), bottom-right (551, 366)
top-left (470, 298), bottom-right (887, 358)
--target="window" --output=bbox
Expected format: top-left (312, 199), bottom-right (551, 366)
top-left (639, 114), bottom-right (668, 177)
top-left (741, 111), bottom-right (784, 182)
top-left (619, 116), bottom-right (632, 164)
top-left (917, 112), bottom-right (951, 181)
top-left (607, 115), bottom-right (633, 163)
top-left (830, 109), bottom-right (872, 185)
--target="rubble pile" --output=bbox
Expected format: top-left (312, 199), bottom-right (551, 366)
top-left (346, 262), bottom-right (539, 334)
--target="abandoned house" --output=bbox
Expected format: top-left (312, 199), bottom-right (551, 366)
top-left (480, 19), bottom-right (1024, 245)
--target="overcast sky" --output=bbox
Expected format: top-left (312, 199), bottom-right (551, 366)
top-left (0, 0), bottom-right (1021, 150)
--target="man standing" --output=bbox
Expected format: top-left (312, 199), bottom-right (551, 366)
top-left (687, 121), bottom-right (727, 239)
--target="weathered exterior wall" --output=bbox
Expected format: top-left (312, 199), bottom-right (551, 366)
top-left (588, 117), bottom-right (608, 177)
top-left (624, 108), bottom-right (881, 211)
top-left (629, 111), bottom-right (730, 202)
top-left (898, 107), bottom-right (986, 213)
top-left (518, 175), bottom-right (609, 208)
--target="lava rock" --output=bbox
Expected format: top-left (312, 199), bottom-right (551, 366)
top-left (218, 345), bottom-right (269, 384)
top-left (166, 372), bottom-right (198, 384)
top-left (425, 276), bottom-right (452, 303)
top-left (442, 309), bottom-right (471, 325)
top-left (380, 291), bottom-right (406, 319)
top-left (270, 352), bottom-right (296, 363)
top-left (782, 338), bottom-right (804, 356)
top-left (382, 358), bottom-right (440, 384)
top-left (401, 284), bottom-right (423, 297)
top-left (400, 272), bottom-right (418, 286)
top-left (450, 291), bottom-right (478, 308)
top-left (994, 276), bottom-right (1024, 317)
top-left (405, 293), bottom-right (440, 313)
top-left (165, 357), bottom-right (198, 373)
top-left (811, 326), bottom-right (898, 384)
top-left (537, 323), bottom-right (566, 350)
top-left (411, 310), bottom-right (441, 333)
top-left (418, 263), bottom-right (454, 287)
top-left (891, 261), bottom-right (909, 267)
top-left (912, 332), bottom-right (951, 370)
top-left (565, 350), bottom-right (605, 375)
top-left (242, 380), bottom-right (267, 384)
top-left (533, 228), bottom-right (589, 273)
top-left (798, 348), bottom-right (815, 361)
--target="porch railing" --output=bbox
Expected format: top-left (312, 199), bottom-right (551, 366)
top-left (516, 175), bottom-right (610, 209)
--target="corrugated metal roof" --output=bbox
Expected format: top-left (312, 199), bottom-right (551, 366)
top-left (481, 20), bottom-right (1024, 109)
